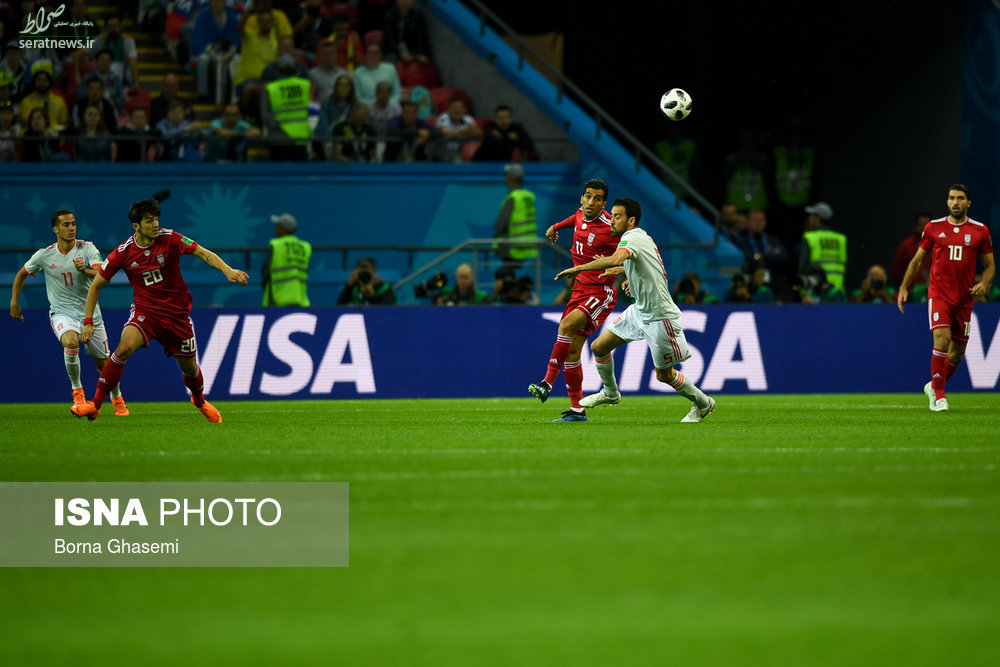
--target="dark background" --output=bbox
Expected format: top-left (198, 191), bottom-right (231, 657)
top-left (480, 0), bottom-right (965, 290)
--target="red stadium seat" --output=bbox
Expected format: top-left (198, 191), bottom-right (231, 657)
top-left (124, 89), bottom-right (151, 116)
top-left (461, 140), bottom-right (481, 163)
top-left (396, 60), bottom-right (439, 88)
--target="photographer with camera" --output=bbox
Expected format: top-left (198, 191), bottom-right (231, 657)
top-left (433, 263), bottom-right (490, 306)
top-left (672, 271), bottom-right (719, 305)
top-left (851, 264), bottom-right (895, 304)
top-left (794, 263), bottom-right (846, 304)
top-left (337, 257), bottom-right (397, 305)
top-left (492, 266), bottom-right (537, 305)
top-left (724, 260), bottom-right (775, 304)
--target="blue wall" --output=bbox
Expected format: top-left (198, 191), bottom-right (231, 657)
top-left (4, 304), bottom-right (1000, 403)
top-left (1, 162), bottom-right (740, 305)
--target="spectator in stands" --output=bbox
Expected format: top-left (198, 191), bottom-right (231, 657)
top-left (236, 8), bottom-right (279, 89)
top-left (851, 264), bottom-right (896, 304)
top-left (891, 211), bottom-right (931, 288)
top-left (116, 105), bottom-right (154, 162)
top-left (337, 256), bottom-right (397, 305)
top-left (149, 72), bottom-right (192, 127)
top-left (294, 0), bottom-right (333, 64)
top-left (203, 102), bottom-right (260, 162)
top-left (239, 0), bottom-right (294, 41)
top-left (382, 0), bottom-right (432, 65)
top-left (20, 106), bottom-right (61, 161)
top-left (434, 263), bottom-right (490, 305)
top-left (155, 97), bottom-right (202, 161)
top-left (672, 271), bottom-right (719, 305)
top-left (71, 77), bottom-right (117, 132)
top-left (19, 61), bottom-right (68, 132)
top-left (315, 13), bottom-right (363, 73)
top-left (0, 100), bottom-right (19, 162)
top-left (67, 103), bottom-right (113, 162)
top-left (431, 96), bottom-right (480, 162)
top-left (261, 37), bottom-right (309, 84)
top-left (261, 53), bottom-right (311, 161)
top-left (724, 261), bottom-right (775, 303)
top-left (82, 49), bottom-right (125, 109)
top-left (308, 40), bottom-right (346, 101)
top-left (795, 263), bottom-right (846, 304)
top-left (189, 0), bottom-right (241, 104)
top-left (0, 44), bottom-right (28, 102)
top-left (740, 207), bottom-right (789, 297)
top-left (383, 98), bottom-right (430, 162)
top-left (472, 104), bottom-right (535, 162)
top-left (58, 0), bottom-right (100, 84)
top-left (352, 41), bottom-right (400, 104)
top-left (16, 0), bottom-right (62, 76)
top-left (89, 14), bottom-right (139, 92)
top-left (163, 0), bottom-right (199, 65)
top-left (331, 103), bottom-right (376, 163)
top-left (0, 69), bottom-right (16, 114)
top-left (366, 79), bottom-right (399, 135)
top-left (314, 73), bottom-right (355, 153)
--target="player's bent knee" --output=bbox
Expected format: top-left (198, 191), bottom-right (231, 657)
top-left (655, 367), bottom-right (676, 384)
top-left (61, 331), bottom-right (80, 348)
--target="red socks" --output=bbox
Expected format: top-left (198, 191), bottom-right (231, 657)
top-left (93, 353), bottom-right (126, 408)
top-left (542, 335), bottom-right (573, 386)
top-left (184, 367), bottom-right (206, 407)
top-left (563, 360), bottom-right (583, 409)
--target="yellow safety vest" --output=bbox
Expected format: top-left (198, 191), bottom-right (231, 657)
top-left (266, 77), bottom-right (311, 145)
top-left (264, 235), bottom-right (312, 306)
top-left (495, 188), bottom-right (537, 261)
top-left (803, 229), bottom-right (847, 291)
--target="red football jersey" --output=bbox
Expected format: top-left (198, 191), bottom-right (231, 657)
top-left (919, 216), bottom-right (993, 306)
top-left (99, 229), bottom-right (199, 319)
top-left (553, 209), bottom-right (619, 288)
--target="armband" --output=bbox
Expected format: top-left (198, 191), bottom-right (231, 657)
top-left (83, 318), bottom-right (93, 326)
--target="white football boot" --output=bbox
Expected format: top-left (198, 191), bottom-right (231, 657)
top-left (580, 388), bottom-right (621, 408)
top-left (681, 397), bottom-right (717, 423)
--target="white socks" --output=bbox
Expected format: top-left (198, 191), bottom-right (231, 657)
top-left (64, 348), bottom-right (82, 389)
top-left (595, 354), bottom-right (620, 396)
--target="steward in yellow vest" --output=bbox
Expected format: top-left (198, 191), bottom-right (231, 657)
top-left (493, 163), bottom-right (538, 266)
top-left (798, 202), bottom-right (847, 291)
top-left (263, 54), bottom-right (311, 161)
top-left (263, 213), bottom-right (312, 306)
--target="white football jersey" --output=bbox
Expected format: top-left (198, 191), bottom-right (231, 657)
top-left (23, 240), bottom-right (104, 324)
top-left (617, 228), bottom-right (681, 323)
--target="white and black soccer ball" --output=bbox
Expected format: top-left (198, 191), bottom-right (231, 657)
top-left (660, 88), bottom-right (692, 121)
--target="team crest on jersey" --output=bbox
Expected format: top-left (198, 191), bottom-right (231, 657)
top-left (137, 315), bottom-right (145, 322)
top-left (157, 253), bottom-right (165, 265)
top-left (965, 234), bottom-right (971, 246)
top-left (587, 232), bottom-right (595, 246)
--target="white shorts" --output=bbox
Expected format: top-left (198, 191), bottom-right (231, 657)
top-left (50, 313), bottom-right (110, 359)
top-left (606, 304), bottom-right (691, 370)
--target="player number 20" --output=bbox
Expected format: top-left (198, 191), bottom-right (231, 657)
top-left (142, 268), bottom-right (164, 286)
top-left (180, 337), bottom-right (197, 354)
top-left (949, 245), bottom-right (963, 261)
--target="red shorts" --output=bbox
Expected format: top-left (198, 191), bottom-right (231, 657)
top-left (927, 297), bottom-right (972, 344)
top-left (562, 283), bottom-right (617, 338)
top-left (125, 307), bottom-right (198, 358)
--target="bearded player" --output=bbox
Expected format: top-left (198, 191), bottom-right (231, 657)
top-left (898, 184), bottom-right (995, 411)
top-left (528, 179), bottom-right (618, 422)
top-left (71, 198), bottom-right (249, 422)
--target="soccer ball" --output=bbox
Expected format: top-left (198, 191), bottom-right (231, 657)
top-left (660, 88), bottom-right (692, 121)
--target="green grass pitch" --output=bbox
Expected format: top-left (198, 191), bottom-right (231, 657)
top-left (2, 394), bottom-right (999, 666)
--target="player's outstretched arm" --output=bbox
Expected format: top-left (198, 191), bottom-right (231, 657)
top-left (193, 245), bottom-right (249, 286)
top-left (897, 246), bottom-right (927, 313)
top-left (9, 267), bottom-right (28, 322)
top-left (80, 274), bottom-right (108, 343)
top-left (555, 248), bottom-right (629, 281)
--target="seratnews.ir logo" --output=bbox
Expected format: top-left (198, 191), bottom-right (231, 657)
top-left (18, 3), bottom-right (95, 51)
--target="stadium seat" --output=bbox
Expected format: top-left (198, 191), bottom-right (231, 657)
top-left (396, 60), bottom-right (439, 88)
top-left (363, 30), bottom-right (384, 49)
top-left (461, 140), bottom-right (481, 163)
top-left (321, 1), bottom-right (357, 26)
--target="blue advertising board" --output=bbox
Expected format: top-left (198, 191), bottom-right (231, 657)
top-left (3, 304), bottom-right (1000, 403)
